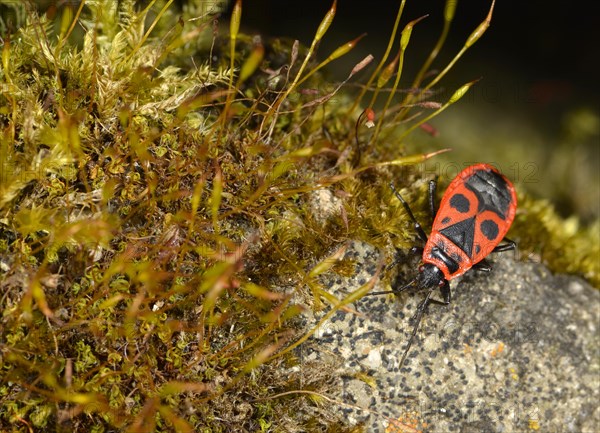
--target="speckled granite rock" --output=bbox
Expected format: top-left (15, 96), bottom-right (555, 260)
top-left (301, 241), bottom-right (599, 433)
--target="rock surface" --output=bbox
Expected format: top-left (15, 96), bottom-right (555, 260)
top-left (303, 241), bottom-right (599, 433)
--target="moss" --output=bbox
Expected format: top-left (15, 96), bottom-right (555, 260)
top-left (512, 193), bottom-right (599, 286)
top-left (0, 0), bottom-right (597, 432)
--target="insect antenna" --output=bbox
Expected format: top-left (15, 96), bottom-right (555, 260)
top-left (398, 287), bottom-right (435, 368)
top-left (366, 276), bottom-right (417, 296)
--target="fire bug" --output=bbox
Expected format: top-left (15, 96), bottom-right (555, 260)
top-left (371, 163), bottom-right (517, 367)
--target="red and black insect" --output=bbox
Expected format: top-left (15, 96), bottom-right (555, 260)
top-left (371, 163), bottom-right (517, 367)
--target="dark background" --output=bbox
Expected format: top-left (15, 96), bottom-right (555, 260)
top-left (234, 0), bottom-right (599, 126)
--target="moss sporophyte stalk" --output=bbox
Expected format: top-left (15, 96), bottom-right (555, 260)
top-left (0, 0), bottom-right (597, 431)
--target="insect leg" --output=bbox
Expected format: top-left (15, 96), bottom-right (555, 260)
top-left (368, 277), bottom-right (417, 296)
top-left (410, 246), bottom-right (424, 256)
top-left (384, 246), bottom-right (422, 273)
top-left (474, 238), bottom-right (518, 272)
top-left (370, 248), bottom-right (424, 297)
top-left (473, 238), bottom-right (518, 272)
top-left (440, 281), bottom-right (451, 304)
top-left (473, 259), bottom-right (492, 272)
top-left (399, 287), bottom-right (435, 368)
top-left (425, 281), bottom-right (452, 304)
top-left (390, 182), bottom-right (428, 243)
top-left (492, 237), bottom-right (517, 253)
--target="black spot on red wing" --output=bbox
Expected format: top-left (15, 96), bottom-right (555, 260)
top-left (439, 216), bottom-right (475, 257)
top-left (442, 217), bottom-right (451, 224)
top-left (450, 193), bottom-right (470, 213)
top-left (465, 169), bottom-right (513, 219)
top-left (480, 219), bottom-right (499, 241)
top-left (475, 244), bottom-right (481, 254)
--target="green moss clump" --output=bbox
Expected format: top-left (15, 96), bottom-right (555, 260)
top-left (512, 193), bottom-right (599, 286)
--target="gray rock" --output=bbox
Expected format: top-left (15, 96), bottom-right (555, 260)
top-left (303, 241), bottom-right (599, 433)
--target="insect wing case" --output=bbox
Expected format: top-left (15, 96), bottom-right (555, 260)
top-left (425, 163), bottom-right (517, 279)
